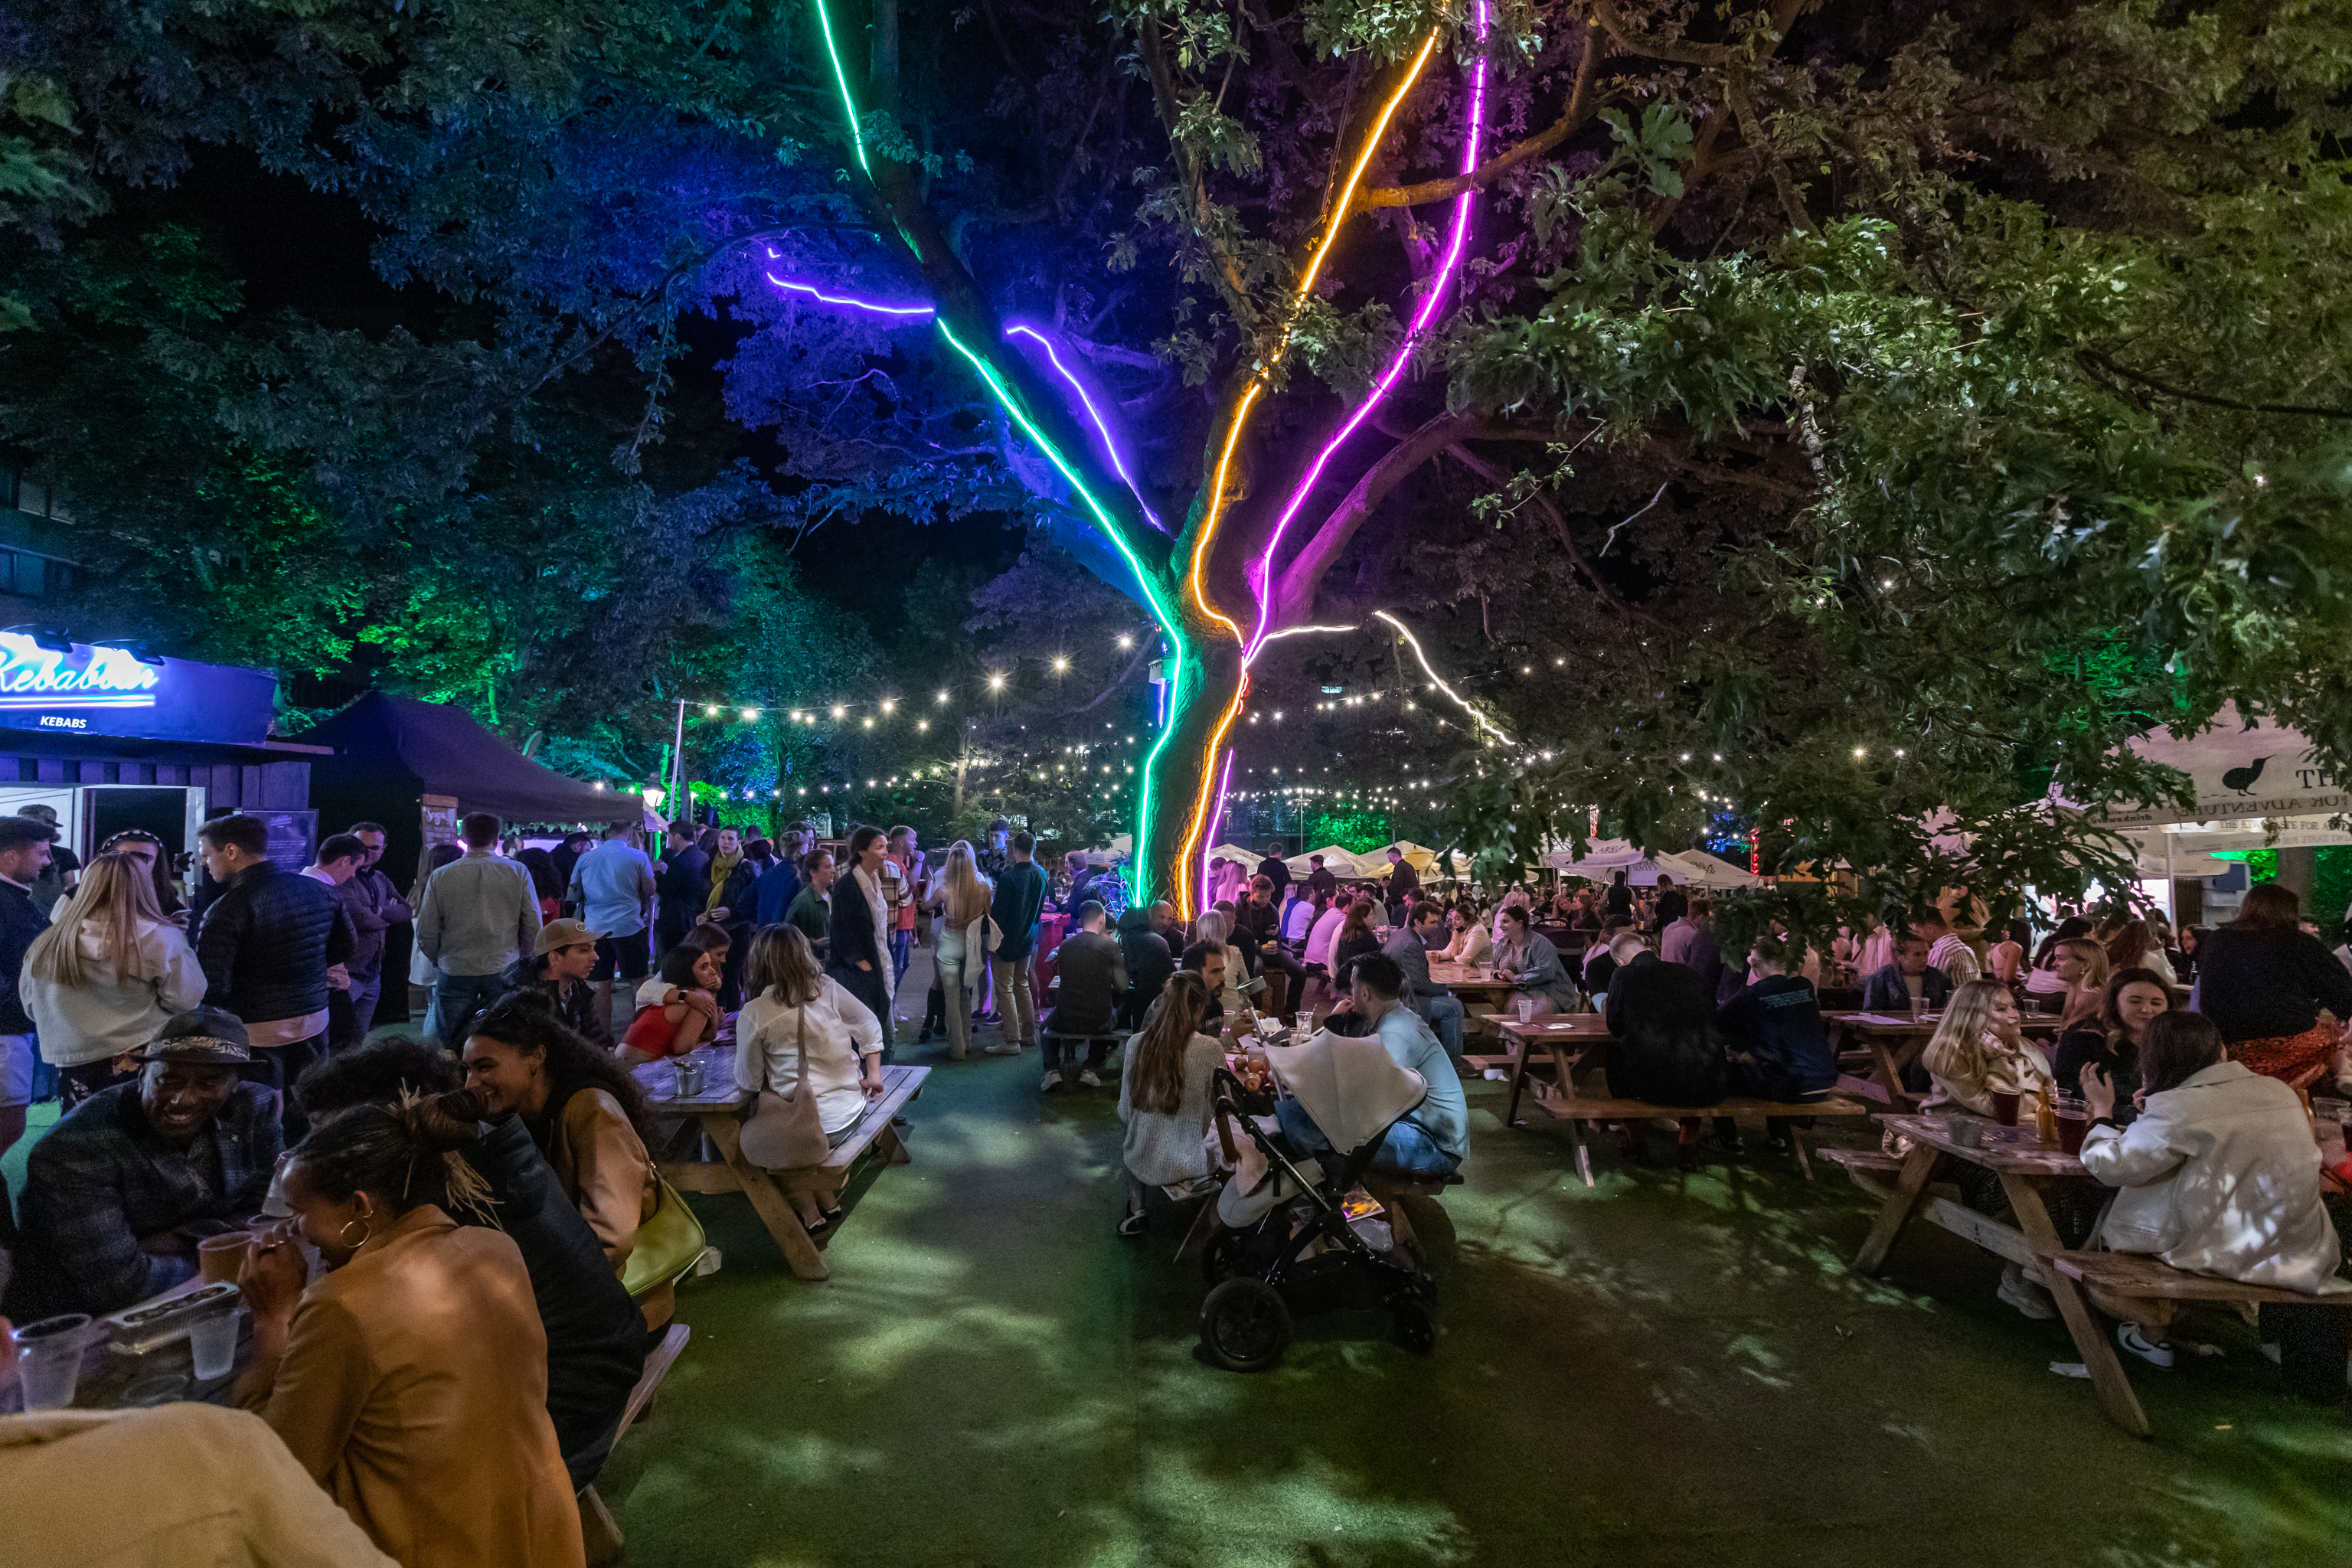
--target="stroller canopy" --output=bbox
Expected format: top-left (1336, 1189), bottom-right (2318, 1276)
top-left (1263, 1033), bottom-right (1426, 1154)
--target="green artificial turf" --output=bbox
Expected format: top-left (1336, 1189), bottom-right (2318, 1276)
top-left (599, 979), bottom-right (2352, 1568)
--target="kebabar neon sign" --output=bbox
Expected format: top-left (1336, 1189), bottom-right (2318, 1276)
top-left (0, 633), bottom-right (159, 710)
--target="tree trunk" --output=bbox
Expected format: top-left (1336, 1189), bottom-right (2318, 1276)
top-left (1128, 608), bottom-right (1243, 915)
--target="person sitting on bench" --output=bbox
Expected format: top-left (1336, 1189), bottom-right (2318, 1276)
top-left (1715, 933), bottom-right (1836, 1106)
top-left (1041, 900), bottom-right (1125, 1093)
top-left (1602, 932), bottom-right (1729, 1169)
top-left (1116, 972), bottom-right (1227, 1236)
top-left (1292, 955), bottom-right (1465, 1182)
top-left (2079, 1011), bottom-right (2348, 1386)
top-left (733, 925), bottom-right (887, 1230)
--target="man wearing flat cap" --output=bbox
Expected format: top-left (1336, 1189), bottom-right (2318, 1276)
top-left (12, 1008), bottom-right (283, 1317)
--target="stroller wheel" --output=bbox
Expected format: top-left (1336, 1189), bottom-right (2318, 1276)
top-left (1199, 1278), bottom-right (1292, 1373)
top-left (1201, 1228), bottom-right (1250, 1285)
top-left (1390, 1299), bottom-right (1436, 1355)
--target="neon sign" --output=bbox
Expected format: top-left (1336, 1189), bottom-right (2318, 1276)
top-left (0, 635), bottom-right (160, 710)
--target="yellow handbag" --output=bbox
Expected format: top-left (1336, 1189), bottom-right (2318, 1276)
top-left (621, 1176), bottom-right (709, 1298)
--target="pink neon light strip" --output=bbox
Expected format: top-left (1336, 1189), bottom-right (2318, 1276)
top-left (1199, 749), bottom-right (1236, 903)
top-left (1243, 4), bottom-right (1490, 662)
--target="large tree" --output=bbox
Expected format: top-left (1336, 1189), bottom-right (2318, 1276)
top-left (10, 0), bottom-right (2352, 921)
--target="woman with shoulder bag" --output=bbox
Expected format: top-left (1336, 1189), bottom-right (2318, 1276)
top-left (734, 925), bottom-right (885, 1230)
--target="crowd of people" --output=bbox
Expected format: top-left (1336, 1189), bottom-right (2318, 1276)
top-left (2, 802), bottom-right (2350, 1563)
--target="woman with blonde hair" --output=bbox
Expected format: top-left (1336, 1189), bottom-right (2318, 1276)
top-left (1922, 978), bottom-right (2054, 1119)
top-left (23, 850), bottom-right (207, 1110)
top-left (734, 924), bottom-right (884, 1227)
top-left (924, 840), bottom-right (995, 1061)
top-left (2049, 938), bottom-right (2111, 1029)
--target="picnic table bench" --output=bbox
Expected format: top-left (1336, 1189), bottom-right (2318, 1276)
top-left (636, 1047), bottom-right (929, 1283)
top-left (580, 1321), bottom-right (691, 1565)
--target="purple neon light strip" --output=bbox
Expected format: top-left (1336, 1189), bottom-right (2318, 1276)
top-left (1004, 325), bottom-right (1163, 530)
top-left (1199, 748), bottom-right (1236, 900)
top-left (1243, 5), bottom-right (1490, 662)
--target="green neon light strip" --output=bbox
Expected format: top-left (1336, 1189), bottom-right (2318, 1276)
top-left (935, 319), bottom-right (1191, 902)
top-left (811, 0), bottom-right (870, 175)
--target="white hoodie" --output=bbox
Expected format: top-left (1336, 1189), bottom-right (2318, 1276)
top-left (21, 917), bottom-right (208, 1068)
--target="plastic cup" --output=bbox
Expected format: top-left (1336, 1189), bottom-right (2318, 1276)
top-left (1909, 997), bottom-right (1932, 1022)
top-left (14, 1314), bottom-right (90, 1410)
top-left (198, 1233), bottom-right (249, 1285)
top-left (1515, 997), bottom-right (1537, 1025)
top-left (1945, 1116), bottom-right (1984, 1149)
top-left (2056, 1106), bottom-right (2089, 1156)
top-left (1990, 1089), bottom-right (2021, 1127)
top-left (187, 1306), bottom-right (240, 1381)
top-left (1293, 1011), bottom-right (1312, 1042)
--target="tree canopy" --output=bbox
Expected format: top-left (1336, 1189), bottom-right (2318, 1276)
top-left (5, 0), bottom-right (2350, 924)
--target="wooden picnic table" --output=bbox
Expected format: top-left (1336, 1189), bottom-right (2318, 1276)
top-left (635, 1045), bottom-right (927, 1283)
top-left (1488, 1016), bottom-right (1616, 1135)
top-left (1841, 1111), bottom-right (2156, 1434)
top-left (1826, 1011), bottom-right (2063, 1109)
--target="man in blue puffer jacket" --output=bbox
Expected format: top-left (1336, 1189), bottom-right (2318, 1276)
top-left (194, 813), bottom-right (354, 1141)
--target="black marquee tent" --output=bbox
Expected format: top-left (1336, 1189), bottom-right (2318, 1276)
top-left (302, 693), bottom-right (645, 1026)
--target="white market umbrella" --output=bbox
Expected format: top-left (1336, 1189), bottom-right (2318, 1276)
top-left (1540, 838), bottom-right (1677, 884)
top-left (1387, 840), bottom-right (1440, 874)
top-left (1288, 845), bottom-right (1368, 879)
top-left (2055, 702), bottom-right (2352, 828)
top-left (1661, 851), bottom-right (1762, 890)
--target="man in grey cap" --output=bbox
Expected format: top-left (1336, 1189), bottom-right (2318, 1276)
top-left (15, 1007), bottom-right (283, 1315)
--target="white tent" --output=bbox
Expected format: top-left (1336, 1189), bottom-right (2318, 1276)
top-left (1540, 838), bottom-right (1681, 884)
top-left (1661, 851), bottom-right (1762, 890)
top-left (1287, 845), bottom-right (1370, 879)
top-left (2058, 702), bottom-right (2352, 830)
top-left (1387, 840), bottom-right (1441, 874)
top-left (1207, 844), bottom-right (1262, 867)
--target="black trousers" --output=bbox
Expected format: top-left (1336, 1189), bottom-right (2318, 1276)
top-left (241, 1032), bottom-right (328, 1143)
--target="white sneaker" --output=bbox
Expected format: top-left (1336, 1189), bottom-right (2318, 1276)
top-left (1997, 1263), bottom-right (2058, 1321)
top-left (1040, 1071), bottom-right (1065, 1093)
top-left (1077, 1069), bottom-right (1102, 1088)
top-left (2117, 1322), bottom-right (2175, 1369)
top-left (1482, 1068), bottom-right (1509, 1081)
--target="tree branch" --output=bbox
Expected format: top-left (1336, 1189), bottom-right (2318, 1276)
top-left (1727, 75), bottom-right (1815, 235)
top-left (1139, 22), bottom-right (1254, 314)
top-left (2075, 349), bottom-right (2352, 422)
top-left (1587, 0), bottom-right (1730, 66)
top-left (1268, 410), bottom-right (1484, 624)
top-left (1442, 440), bottom-right (1664, 628)
top-left (1361, 22), bottom-right (1602, 209)
top-left (1063, 639), bottom-right (1155, 716)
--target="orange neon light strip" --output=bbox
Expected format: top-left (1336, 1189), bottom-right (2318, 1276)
top-left (1173, 28), bottom-right (1442, 913)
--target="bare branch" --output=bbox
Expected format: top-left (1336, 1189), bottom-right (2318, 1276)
top-left (1267, 410), bottom-right (1484, 624)
top-left (1442, 441), bottom-right (1664, 629)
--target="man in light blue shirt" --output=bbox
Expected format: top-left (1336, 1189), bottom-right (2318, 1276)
top-left (568, 822), bottom-right (657, 1030)
top-left (1276, 952), bottom-right (1465, 1181)
top-left (1381, 902), bottom-right (1466, 1065)
top-left (415, 812), bottom-right (541, 1043)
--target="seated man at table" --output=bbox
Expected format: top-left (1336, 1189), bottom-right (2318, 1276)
top-left (1603, 935), bottom-right (1730, 1169)
top-left (1716, 934), bottom-right (1835, 1113)
top-left (1279, 955), bottom-right (1465, 1182)
top-left (13, 1008), bottom-right (280, 1317)
top-left (1861, 932), bottom-right (1954, 1014)
top-left (1040, 900), bottom-right (1126, 1092)
top-left (503, 917), bottom-right (613, 1050)
top-left (1382, 902), bottom-right (1466, 1065)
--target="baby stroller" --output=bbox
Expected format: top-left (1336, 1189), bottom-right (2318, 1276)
top-left (1197, 1033), bottom-right (1437, 1371)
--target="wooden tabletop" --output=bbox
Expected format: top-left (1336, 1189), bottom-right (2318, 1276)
top-left (634, 1044), bottom-right (749, 1111)
top-left (1828, 1011), bottom-right (2062, 1036)
top-left (1428, 962), bottom-right (1520, 989)
top-left (1497, 1017), bottom-right (1614, 1043)
top-left (1878, 1112), bottom-right (2089, 1176)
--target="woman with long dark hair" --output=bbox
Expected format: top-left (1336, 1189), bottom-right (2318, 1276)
top-left (2080, 1011), bottom-right (2346, 1377)
top-left (2195, 882), bottom-right (2352, 1085)
top-left (234, 1094), bottom-right (583, 1566)
top-left (462, 991), bottom-right (670, 1327)
top-left (2050, 967), bottom-right (2171, 1125)
top-left (828, 825), bottom-right (896, 1051)
top-left (1116, 971), bottom-right (1223, 1236)
top-left (516, 846), bottom-right (565, 925)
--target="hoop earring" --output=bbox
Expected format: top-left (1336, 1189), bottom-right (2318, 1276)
top-left (338, 1217), bottom-right (373, 1248)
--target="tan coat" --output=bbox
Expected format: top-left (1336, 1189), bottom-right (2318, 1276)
top-left (243, 1206), bottom-right (584, 1568)
top-left (544, 1086), bottom-right (666, 1326)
